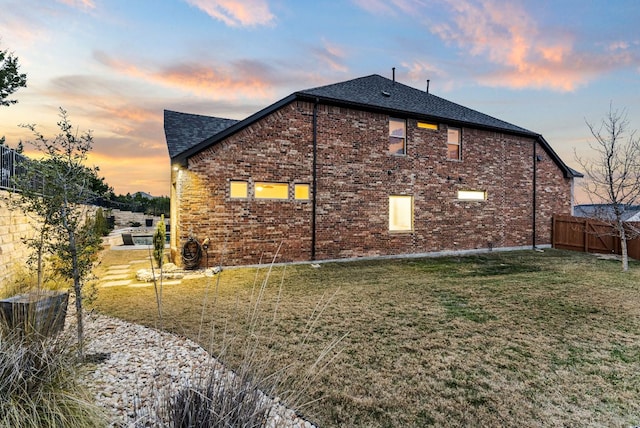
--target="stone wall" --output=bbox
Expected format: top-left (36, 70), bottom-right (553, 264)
top-left (0, 190), bottom-right (37, 293)
top-left (108, 209), bottom-right (165, 229)
top-left (174, 100), bottom-right (574, 267)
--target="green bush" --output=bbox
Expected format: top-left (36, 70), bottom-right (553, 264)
top-left (94, 208), bottom-right (110, 237)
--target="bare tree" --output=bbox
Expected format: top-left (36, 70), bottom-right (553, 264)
top-left (575, 104), bottom-right (640, 271)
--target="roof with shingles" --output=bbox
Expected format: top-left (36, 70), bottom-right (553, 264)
top-left (165, 74), bottom-right (581, 178)
top-left (574, 204), bottom-right (640, 222)
top-left (164, 109), bottom-right (238, 158)
top-left (295, 74), bottom-right (534, 135)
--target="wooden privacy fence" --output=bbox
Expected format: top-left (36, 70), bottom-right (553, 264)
top-left (552, 215), bottom-right (640, 260)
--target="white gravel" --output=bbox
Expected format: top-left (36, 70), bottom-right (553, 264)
top-left (72, 310), bottom-right (315, 427)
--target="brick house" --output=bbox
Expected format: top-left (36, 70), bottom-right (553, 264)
top-left (164, 74), bottom-right (581, 267)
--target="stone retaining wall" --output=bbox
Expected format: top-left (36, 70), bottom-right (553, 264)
top-left (108, 209), bottom-right (165, 229)
top-left (0, 190), bottom-right (35, 293)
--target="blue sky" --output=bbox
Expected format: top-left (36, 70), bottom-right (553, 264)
top-left (1, 0), bottom-right (639, 201)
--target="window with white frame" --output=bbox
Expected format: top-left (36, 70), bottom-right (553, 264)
top-left (447, 127), bottom-right (461, 160)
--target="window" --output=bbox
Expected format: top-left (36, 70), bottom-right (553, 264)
top-left (389, 195), bottom-right (413, 231)
top-left (294, 184), bottom-right (310, 200)
top-left (255, 182), bottom-right (288, 199)
top-left (447, 127), bottom-right (461, 160)
top-left (229, 181), bottom-right (248, 198)
top-left (457, 190), bottom-right (486, 201)
top-left (418, 121), bottom-right (438, 130)
top-left (389, 118), bottom-right (406, 155)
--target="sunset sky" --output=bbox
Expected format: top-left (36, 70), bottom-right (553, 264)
top-left (1, 0), bottom-right (639, 201)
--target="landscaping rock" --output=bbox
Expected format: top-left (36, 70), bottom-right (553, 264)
top-left (135, 268), bottom-right (185, 282)
top-left (73, 310), bottom-right (314, 427)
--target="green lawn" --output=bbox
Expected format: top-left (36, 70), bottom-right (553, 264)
top-left (92, 249), bottom-right (640, 427)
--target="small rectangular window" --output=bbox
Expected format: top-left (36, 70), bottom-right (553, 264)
top-left (389, 118), bottom-right (406, 155)
top-left (418, 121), bottom-right (438, 130)
top-left (389, 195), bottom-right (413, 231)
top-left (294, 184), bottom-right (310, 200)
top-left (457, 190), bottom-right (486, 201)
top-left (255, 182), bottom-right (288, 199)
top-left (447, 127), bottom-right (461, 160)
top-left (230, 181), bottom-right (248, 198)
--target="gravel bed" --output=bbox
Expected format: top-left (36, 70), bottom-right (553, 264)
top-left (71, 310), bottom-right (315, 427)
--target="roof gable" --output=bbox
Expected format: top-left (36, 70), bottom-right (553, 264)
top-left (164, 109), bottom-right (239, 158)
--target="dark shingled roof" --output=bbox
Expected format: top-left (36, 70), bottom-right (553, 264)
top-left (164, 109), bottom-right (238, 158)
top-left (574, 204), bottom-right (640, 222)
top-left (165, 74), bottom-right (581, 178)
top-left (295, 74), bottom-right (534, 135)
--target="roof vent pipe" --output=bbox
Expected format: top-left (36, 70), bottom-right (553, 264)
top-left (392, 67), bottom-right (395, 83)
top-left (426, 79), bottom-right (430, 94)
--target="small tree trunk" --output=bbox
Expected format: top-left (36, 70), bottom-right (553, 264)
top-left (618, 220), bottom-right (629, 272)
top-left (74, 274), bottom-right (84, 360)
top-left (62, 200), bottom-right (85, 361)
top-left (69, 229), bottom-right (84, 361)
top-left (37, 246), bottom-right (43, 290)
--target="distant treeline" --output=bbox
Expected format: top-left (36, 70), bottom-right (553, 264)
top-left (93, 193), bottom-right (170, 217)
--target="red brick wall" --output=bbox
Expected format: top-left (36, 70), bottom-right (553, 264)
top-left (173, 101), bottom-right (573, 267)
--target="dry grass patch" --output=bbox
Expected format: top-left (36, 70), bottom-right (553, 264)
top-left (91, 249), bottom-right (640, 427)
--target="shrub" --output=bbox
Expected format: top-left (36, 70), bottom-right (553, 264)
top-left (164, 370), bottom-right (272, 428)
top-left (152, 215), bottom-right (165, 269)
top-left (0, 329), bottom-right (107, 427)
top-left (94, 208), bottom-right (110, 237)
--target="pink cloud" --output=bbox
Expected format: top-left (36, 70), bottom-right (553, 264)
top-left (94, 51), bottom-right (276, 100)
top-left (357, 0), bottom-right (639, 92)
top-left (184, 0), bottom-right (275, 27)
top-left (312, 40), bottom-right (349, 73)
top-left (159, 63), bottom-right (274, 98)
top-left (430, 0), bottom-right (587, 90)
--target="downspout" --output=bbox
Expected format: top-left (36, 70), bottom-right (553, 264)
top-left (311, 99), bottom-right (318, 260)
top-left (532, 140), bottom-right (537, 250)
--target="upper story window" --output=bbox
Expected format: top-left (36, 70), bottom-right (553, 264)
top-left (447, 127), bottom-right (461, 160)
top-left (418, 121), bottom-right (438, 130)
top-left (389, 118), bottom-right (406, 155)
